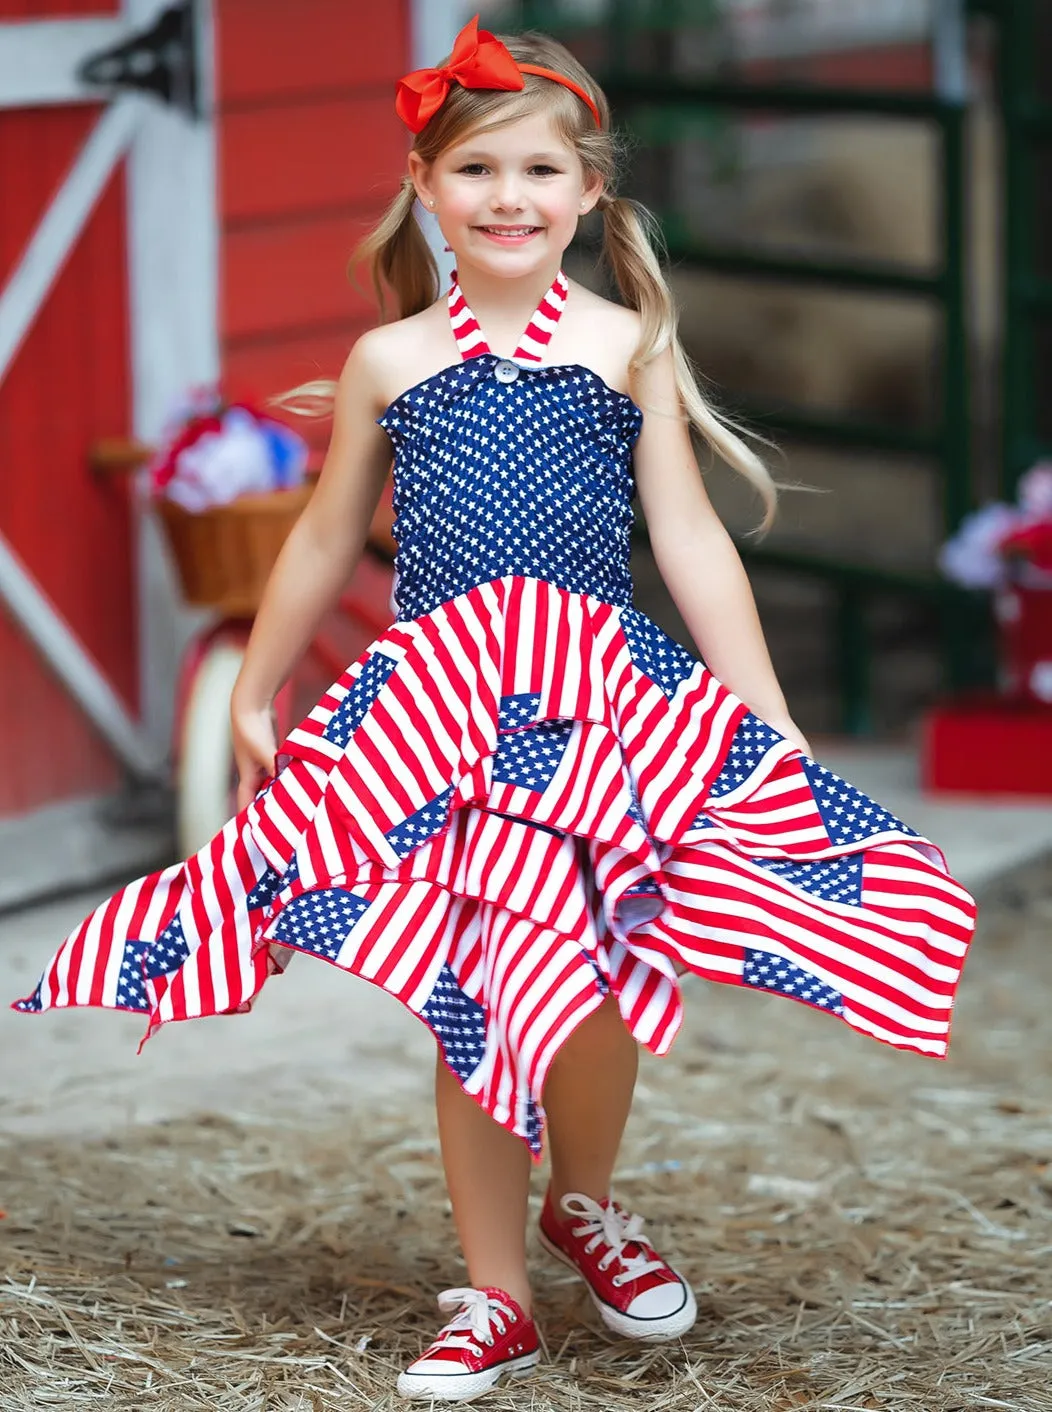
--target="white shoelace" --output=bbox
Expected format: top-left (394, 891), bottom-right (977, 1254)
top-left (426, 1288), bottom-right (514, 1358)
top-left (561, 1193), bottom-right (666, 1287)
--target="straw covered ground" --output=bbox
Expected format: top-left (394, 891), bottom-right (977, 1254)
top-left (2, 855), bottom-right (1051, 1411)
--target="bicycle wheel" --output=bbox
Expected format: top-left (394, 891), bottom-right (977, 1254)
top-left (175, 639), bottom-right (245, 857)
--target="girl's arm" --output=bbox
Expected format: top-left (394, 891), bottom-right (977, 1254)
top-left (231, 334), bottom-right (394, 803)
top-left (631, 345), bottom-right (809, 756)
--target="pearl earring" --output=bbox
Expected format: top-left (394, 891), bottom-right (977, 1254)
top-left (429, 199), bottom-right (436, 209)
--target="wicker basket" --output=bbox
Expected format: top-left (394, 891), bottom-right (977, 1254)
top-left (156, 482), bottom-right (314, 617)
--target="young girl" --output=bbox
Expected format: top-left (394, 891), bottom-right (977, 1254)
top-left (17, 16), bottom-right (976, 1404)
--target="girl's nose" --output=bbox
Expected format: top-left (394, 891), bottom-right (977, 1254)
top-left (491, 177), bottom-right (526, 212)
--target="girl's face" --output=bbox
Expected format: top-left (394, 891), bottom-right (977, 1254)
top-left (409, 111), bottom-right (603, 278)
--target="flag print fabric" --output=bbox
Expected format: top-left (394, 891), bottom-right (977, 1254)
top-left (15, 271), bottom-right (977, 1156)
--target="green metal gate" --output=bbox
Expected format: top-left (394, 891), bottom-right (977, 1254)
top-left (980, 0), bottom-right (1052, 495)
top-left (513, 0), bottom-right (993, 732)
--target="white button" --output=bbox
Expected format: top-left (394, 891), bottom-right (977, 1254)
top-left (494, 359), bottom-right (520, 384)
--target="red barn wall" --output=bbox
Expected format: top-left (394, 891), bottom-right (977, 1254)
top-left (215, 0), bottom-right (411, 448)
top-left (0, 0), bottom-right (134, 817)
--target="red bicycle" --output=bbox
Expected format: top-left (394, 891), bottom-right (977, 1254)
top-left (94, 439), bottom-right (395, 855)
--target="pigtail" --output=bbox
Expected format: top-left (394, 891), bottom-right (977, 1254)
top-left (354, 177), bottom-right (439, 323)
top-left (277, 181), bottom-right (439, 416)
top-left (600, 194), bottom-right (779, 533)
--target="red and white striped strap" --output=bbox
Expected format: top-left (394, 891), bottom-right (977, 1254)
top-left (448, 269), bottom-right (569, 364)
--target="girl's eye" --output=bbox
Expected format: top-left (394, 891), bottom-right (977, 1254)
top-left (456, 163), bottom-right (561, 176)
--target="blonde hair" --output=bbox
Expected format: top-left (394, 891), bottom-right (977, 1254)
top-left (292, 30), bottom-right (778, 528)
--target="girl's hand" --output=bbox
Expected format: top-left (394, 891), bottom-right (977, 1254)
top-left (232, 703), bottom-right (278, 811)
top-left (217, 333), bottom-right (395, 817)
top-left (766, 715), bottom-right (812, 759)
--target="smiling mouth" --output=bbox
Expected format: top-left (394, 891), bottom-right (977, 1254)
top-left (476, 225), bottom-right (542, 236)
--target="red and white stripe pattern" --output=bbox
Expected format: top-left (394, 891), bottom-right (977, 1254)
top-left (14, 576), bottom-right (976, 1152)
top-left (448, 269), bottom-right (570, 364)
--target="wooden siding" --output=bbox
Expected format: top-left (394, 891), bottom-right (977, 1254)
top-left (0, 101), bottom-right (133, 814)
top-left (216, 0), bottom-right (410, 435)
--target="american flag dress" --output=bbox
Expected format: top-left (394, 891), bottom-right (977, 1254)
top-left (14, 271), bottom-right (977, 1155)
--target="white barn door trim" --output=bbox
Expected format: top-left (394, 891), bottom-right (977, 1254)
top-left (0, 1), bottom-right (218, 784)
top-left (0, 99), bottom-right (139, 379)
top-left (126, 0), bottom-right (220, 765)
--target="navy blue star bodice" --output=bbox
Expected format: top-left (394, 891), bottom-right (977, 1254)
top-left (375, 271), bottom-right (643, 623)
top-left (378, 355), bottom-right (643, 621)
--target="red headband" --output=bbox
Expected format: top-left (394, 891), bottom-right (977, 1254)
top-left (395, 14), bottom-right (602, 135)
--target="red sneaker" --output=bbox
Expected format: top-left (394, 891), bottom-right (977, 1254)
top-left (539, 1191), bottom-right (697, 1341)
top-left (397, 1286), bottom-right (539, 1402)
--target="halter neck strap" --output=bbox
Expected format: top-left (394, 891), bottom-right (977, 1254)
top-left (448, 270), bottom-right (569, 364)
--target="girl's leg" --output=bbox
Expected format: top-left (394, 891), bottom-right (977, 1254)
top-left (542, 993), bottom-right (638, 1207)
top-left (538, 996), bottom-right (699, 1344)
top-left (434, 1052), bottom-right (533, 1311)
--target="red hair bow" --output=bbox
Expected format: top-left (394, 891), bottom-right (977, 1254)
top-left (396, 16), bottom-right (524, 134)
top-left (395, 14), bottom-right (601, 134)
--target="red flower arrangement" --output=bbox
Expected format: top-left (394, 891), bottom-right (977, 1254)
top-left (148, 386), bottom-right (307, 511)
top-left (939, 462), bottom-right (1052, 590)
top-left (998, 521), bottom-right (1052, 574)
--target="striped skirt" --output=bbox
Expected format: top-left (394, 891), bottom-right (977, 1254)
top-left (14, 576), bottom-right (977, 1154)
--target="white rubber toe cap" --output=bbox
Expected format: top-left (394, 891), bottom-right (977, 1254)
top-left (598, 1275), bottom-right (698, 1341)
top-left (624, 1279), bottom-right (692, 1320)
top-left (396, 1350), bottom-right (539, 1402)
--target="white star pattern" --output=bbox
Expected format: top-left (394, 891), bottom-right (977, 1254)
top-left (323, 651), bottom-right (398, 748)
top-left (269, 888), bottom-right (371, 960)
top-left (386, 786), bottom-right (457, 859)
top-left (245, 854), bottom-right (299, 917)
top-left (141, 915), bottom-right (192, 979)
top-left (620, 607), bottom-right (699, 698)
top-left (743, 948), bottom-right (844, 1014)
top-left (499, 692), bottom-right (542, 730)
top-left (706, 714), bottom-right (784, 799)
top-left (493, 720), bottom-right (574, 791)
top-left (757, 855), bottom-right (864, 907)
top-left (115, 940), bottom-right (151, 1012)
top-left (524, 1098), bottom-right (544, 1152)
top-left (420, 965), bottom-right (487, 1083)
top-left (801, 759), bottom-right (919, 846)
top-left (245, 866), bottom-right (283, 910)
top-left (378, 357), bottom-right (642, 622)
